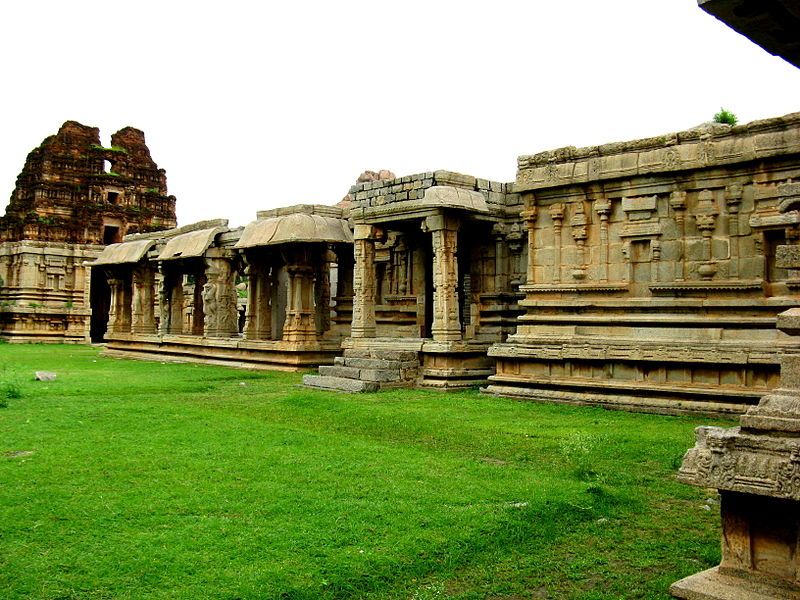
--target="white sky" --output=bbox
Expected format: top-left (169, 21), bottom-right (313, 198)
top-left (1, 0), bottom-right (799, 228)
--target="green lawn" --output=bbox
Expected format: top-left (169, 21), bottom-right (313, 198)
top-left (0, 344), bottom-right (731, 599)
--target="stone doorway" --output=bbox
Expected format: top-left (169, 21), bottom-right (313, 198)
top-left (89, 269), bottom-right (110, 342)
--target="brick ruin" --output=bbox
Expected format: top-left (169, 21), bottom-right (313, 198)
top-left (0, 121), bottom-right (176, 342)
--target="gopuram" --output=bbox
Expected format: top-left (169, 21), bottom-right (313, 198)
top-left (93, 205), bottom-right (353, 370)
top-left (0, 121), bottom-right (176, 342)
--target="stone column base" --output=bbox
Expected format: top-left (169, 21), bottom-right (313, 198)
top-left (671, 566), bottom-right (800, 600)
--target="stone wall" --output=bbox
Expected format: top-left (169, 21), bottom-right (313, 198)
top-left (487, 113), bottom-right (800, 415)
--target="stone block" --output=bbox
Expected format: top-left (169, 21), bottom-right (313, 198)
top-left (318, 365), bottom-right (360, 379)
top-left (344, 357), bottom-right (401, 370)
top-left (777, 245), bottom-right (800, 269)
top-left (302, 375), bottom-right (379, 393)
top-left (344, 348), bottom-right (372, 358)
top-left (360, 368), bottom-right (401, 382)
top-left (371, 349), bottom-right (419, 361)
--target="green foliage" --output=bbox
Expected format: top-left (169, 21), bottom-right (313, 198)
top-left (0, 344), bottom-right (734, 599)
top-left (3, 383), bottom-right (21, 401)
top-left (90, 144), bottom-right (128, 154)
top-left (713, 107), bottom-right (738, 126)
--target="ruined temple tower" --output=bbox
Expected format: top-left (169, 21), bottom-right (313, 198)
top-left (0, 121), bottom-right (177, 342)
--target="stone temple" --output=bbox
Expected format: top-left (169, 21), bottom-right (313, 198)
top-left (0, 121), bottom-right (176, 342)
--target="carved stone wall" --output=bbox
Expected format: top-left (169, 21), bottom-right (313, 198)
top-left (487, 113), bottom-right (800, 415)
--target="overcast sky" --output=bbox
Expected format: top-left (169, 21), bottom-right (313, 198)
top-left (1, 0), bottom-right (799, 228)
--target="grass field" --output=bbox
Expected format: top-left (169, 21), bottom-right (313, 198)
top-left (0, 344), bottom-right (733, 599)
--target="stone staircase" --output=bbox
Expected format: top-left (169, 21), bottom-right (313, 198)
top-left (303, 348), bottom-right (420, 392)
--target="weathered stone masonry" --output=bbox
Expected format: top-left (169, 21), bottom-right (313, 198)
top-left (486, 114), bottom-right (800, 416)
top-left (304, 170), bottom-right (527, 392)
top-left (95, 205), bottom-right (354, 370)
top-left (0, 121), bottom-right (176, 342)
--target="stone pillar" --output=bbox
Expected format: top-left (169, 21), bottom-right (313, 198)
top-left (425, 213), bottom-right (461, 342)
top-left (131, 264), bottom-right (156, 334)
top-left (315, 247), bottom-right (333, 336)
top-left (506, 222), bottom-right (525, 287)
top-left (695, 189), bottom-right (719, 280)
top-left (549, 203), bottom-right (565, 284)
top-left (491, 223), bottom-right (507, 292)
top-left (202, 249), bottom-right (238, 338)
top-left (670, 241), bottom-right (800, 600)
top-left (106, 271), bottom-right (131, 335)
top-left (593, 199), bottom-right (611, 282)
top-left (726, 184), bottom-right (743, 278)
top-left (243, 257), bottom-right (272, 341)
top-left (521, 205), bottom-right (538, 285)
top-left (570, 202), bottom-right (588, 280)
top-left (332, 243), bottom-right (354, 327)
top-left (106, 275), bottom-right (120, 335)
top-left (162, 267), bottom-right (184, 335)
top-left (351, 225), bottom-right (379, 339)
top-left (281, 246), bottom-right (317, 342)
top-left (669, 190), bottom-right (687, 281)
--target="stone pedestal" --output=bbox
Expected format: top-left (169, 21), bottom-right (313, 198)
top-left (671, 309), bottom-right (800, 597)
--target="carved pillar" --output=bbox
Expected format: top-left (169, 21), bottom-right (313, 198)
top-left (203, 249), bottom-right (238, 338)
top-left (670, 190), bottom-right (687, 281)
top-left (315, 247), bottom-right (333, 336)
top-left (425, 213), bottom-right (461, 342)
top-left (106, 275), bottom-right (121, 335)
top-left (651, 240), bottom-right (661, 283)
top-left (695, 189), bottom-right (719, 280)
top-left (351, 225), bottom-right (379, 338)
top-left (521, 205), bottom-right (538, 285)
top-left (491, 222), bottom-right (507, 292)
top-left (593, 199), bottom-right (611, 282)
top-left (106, 271), bottom-right (132, 335)
top-left (332, 244), bottom-right (354, 325)
top-left (243, 256), bottom-right (273, 341)
top-left (168, 270), bottom-right (184, 335)
top-left (549, 203), bottom-right (565, 283)
top-left (570, 202), bottom-right (588, 280)
top-left (190, 272), bottom-right (206, 336)
top-left (726, 184), bottom-right (743, 278)
top-left (281, 246), bottom-right (317, 342)
top-left (506, 222), bottom-right (525, 287)
top-left (131, 264), bottom-right (156, 334)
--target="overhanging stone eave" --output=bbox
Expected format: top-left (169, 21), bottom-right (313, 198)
top-left (234, 213), bottom-right (352, 249)
top-left (156, 226), bottom-right (227, 261)
top-left (90, 238), bottom-right (157, 266)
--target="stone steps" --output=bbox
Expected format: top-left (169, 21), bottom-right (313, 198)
top-left (303, 348), bottom-right (420, 393)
